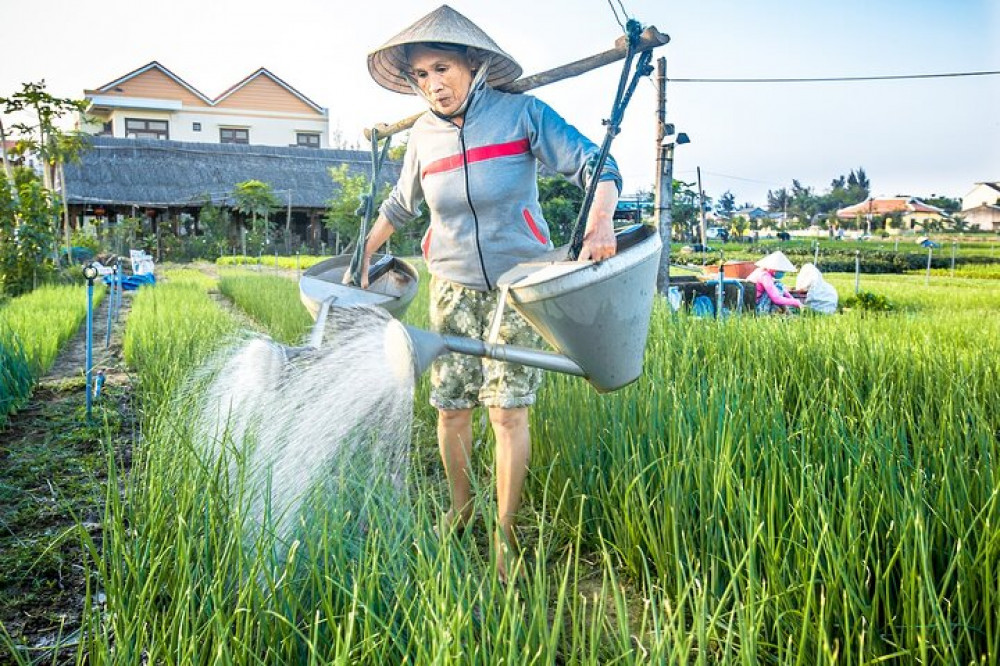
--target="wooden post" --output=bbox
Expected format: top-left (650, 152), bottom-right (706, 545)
top-left (854, 250), bottom-right (861, 294)
top-left (285, 189), bottom-right (292, 251)
top-left (654, 57), bottom-right (672, 295)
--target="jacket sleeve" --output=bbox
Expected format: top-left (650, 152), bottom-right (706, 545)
top-left (378, 138), bottom-right (424, 230)
top-left (759, 272), bottom-right (802, 308)
top-left (525, 96), bottom-right (622, 194)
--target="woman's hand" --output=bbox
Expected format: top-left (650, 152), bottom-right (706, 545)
top-left (578, 219), bottom-right (616, 262)
top-left (343, 214), bottom-right (396, 289)
top-left (577, 180), bottom-right (619, 262)
top-left (342, 255), bottom-right (371, 288)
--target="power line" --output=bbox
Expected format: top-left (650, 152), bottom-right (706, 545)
top-left (668, 70), bottom-right (1000, 84)
top-left (605, 0), bottom-right (626, 31)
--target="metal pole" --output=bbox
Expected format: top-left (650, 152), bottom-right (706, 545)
top-left (813, 240), bottom-right (819, 266)
top-left (116, 258), bottom-right (123, 321)
top-left (950, 241), bottom-right (956, 277)
top-left (854, 250), bottom-right (861, 295)
top-left (716, 260), bottom-right (725, 318)
top-left (296, 251), bottom-right (301, 279)
top-left (654, 57), bottom-right (672, 295)
top-left (105, 268), bottom-right (114, 349)
top-left (697, 166), bottom-right (707, 248)
top-left (85, 277), bottom-right (94, 419)
top-left (925, 246), bottom-right (933, 285)
top-left (894, 237), bottom-right (899, 252)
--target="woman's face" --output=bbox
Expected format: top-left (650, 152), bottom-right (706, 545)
top-left (407, 45), bottom-right (476, 118)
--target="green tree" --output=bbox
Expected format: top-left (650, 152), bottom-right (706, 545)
top-left (197, 200), bottom-right (232, 257)
top-left (731, 216), bottom-right (750, 240)
top-left (923, 195), bottom-right (961, 214)
top-left (715, 190), bottom-right (736, 218)
top-left (1, 81), bottom-right (90, 260)
top-left (670, 179), bottom-right (702, 241)
top-left (0, 168), bottom-right (58, 295)
top-left (537, 176), bottom-right (583, 246)
top-left (325, 164), bottom-right (395, 253)
top-left (232, 180), bottom-right (279, 254)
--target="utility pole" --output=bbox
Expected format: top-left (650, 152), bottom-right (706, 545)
top-left (654, 57), bottom-right (672, 294)
top-left (697, 166), bottom-right (708, 248)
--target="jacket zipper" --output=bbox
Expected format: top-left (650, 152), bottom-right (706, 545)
top-left (458, 125), bottom-right (492, 290)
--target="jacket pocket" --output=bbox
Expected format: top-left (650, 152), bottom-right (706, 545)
top-left (522, 209), bottom-right (547, 244)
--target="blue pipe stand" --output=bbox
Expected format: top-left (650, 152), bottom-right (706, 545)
top-left (83, 264), bottom-right (99, 419)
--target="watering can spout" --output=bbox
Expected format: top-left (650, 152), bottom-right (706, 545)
top-left (393, 323), bottom-right (449, 377)
top-left (386, 321), bottom-right (587, 384)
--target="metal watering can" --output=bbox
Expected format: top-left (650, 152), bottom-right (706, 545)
top-left (299, 224), bottom-right (661, 393)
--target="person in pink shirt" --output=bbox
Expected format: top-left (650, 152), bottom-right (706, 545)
top-left (747, 250), bottom-right (803, 314)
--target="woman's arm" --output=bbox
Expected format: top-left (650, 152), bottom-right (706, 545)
top-left (577, 180), bottom-right (618, 261)
top-left (759, 272), bottom-right (802, 308)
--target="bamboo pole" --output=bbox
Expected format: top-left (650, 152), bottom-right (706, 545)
top-left (364, 26), bottom-right (670, 140)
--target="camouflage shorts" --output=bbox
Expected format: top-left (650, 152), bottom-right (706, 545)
top-left (429, 276), bottom-right (544, 410)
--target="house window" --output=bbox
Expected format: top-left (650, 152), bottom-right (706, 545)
top-left (296, 132), bottom-right (320, 148)
top-left (220, 128), bottom-right (249, 144)
top-left (99, 121), bottom-right (113, 136)
top-left (125, 118), bottom-right (168, 140)
top-left (192, 122), bottom-right (201, 132)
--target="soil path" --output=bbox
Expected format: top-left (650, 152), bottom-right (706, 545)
top-left (1, 285), bottom-right (137, 663)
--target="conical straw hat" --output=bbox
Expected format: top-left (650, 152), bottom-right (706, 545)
top-left (755, 250), bottom-right (797, 273)
top-left (367, 5), bottom-right (522, 95)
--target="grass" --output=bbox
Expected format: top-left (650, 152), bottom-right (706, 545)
top-left (218, 270), bottom-right (313, 345)
top-left (216, 254), bottom-right (330, 270)
top-left (0, 283), bottom-right (105, 426)
top-left (7, 262), bottom-right (993, 663)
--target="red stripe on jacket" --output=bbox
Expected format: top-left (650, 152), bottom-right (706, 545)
top-left (522, 209), bottom-right (547, 244)
top-left (422, 138), bottom-right (531, 179)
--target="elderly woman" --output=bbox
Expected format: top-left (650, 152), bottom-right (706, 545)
top-left (355, 5), bottom-right (621, 581)
top-left (747, 250), bottom-right (803, 314)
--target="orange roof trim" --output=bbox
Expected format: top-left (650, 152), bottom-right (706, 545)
top-left (836, 197), bottom-right (947, 219)
top-left (86, 62), bottom-right (326, 115)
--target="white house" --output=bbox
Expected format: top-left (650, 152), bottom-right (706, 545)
top-left (962, 182), bottom-right (1000, 210)
top-left (960, 182), bottom-right (1000, 231)
top-left (80, 62), bottom-right (329, 149)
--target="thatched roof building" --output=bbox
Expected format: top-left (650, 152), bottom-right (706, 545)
top-left (62, 136), bottom-right (401, 251)
top-left (64, 135), bottom-right (398, 210)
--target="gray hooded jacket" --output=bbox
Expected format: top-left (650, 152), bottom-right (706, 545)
top-left (380, 86), bottom-right (621, 291)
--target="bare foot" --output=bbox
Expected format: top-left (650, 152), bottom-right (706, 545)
top-left (494, 529), bottom-right (524, 586)
top-left (436, 506), bottom-right (474, 538)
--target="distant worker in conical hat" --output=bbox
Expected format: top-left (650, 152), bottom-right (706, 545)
top-left (747, 250), bottom-right (803, 314)
top-left (354, 5), bottom-right (622, 582)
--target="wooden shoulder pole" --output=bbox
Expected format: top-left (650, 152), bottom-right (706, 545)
top-left (364, 26), bottom-right (670, 140)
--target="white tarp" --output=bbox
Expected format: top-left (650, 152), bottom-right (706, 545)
top-left (795, 263), bottom-right (838, 314)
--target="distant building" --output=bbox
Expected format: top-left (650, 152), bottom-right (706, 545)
top-left (63, 136), bottom-right (400, 250)
top-left (962, 182), bottom-right (1000, 210)
top-left (730, 206), bottom-right (768, 222)
top-left (835, 197), bottom-right (948, 230)
top-left (960, 182), bottom-right (1000, 231)
top-left (80, 62), bottom-right (329, 149)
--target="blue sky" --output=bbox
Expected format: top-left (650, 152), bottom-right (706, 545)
top-left (2, 0), bottom-right (997, 206)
